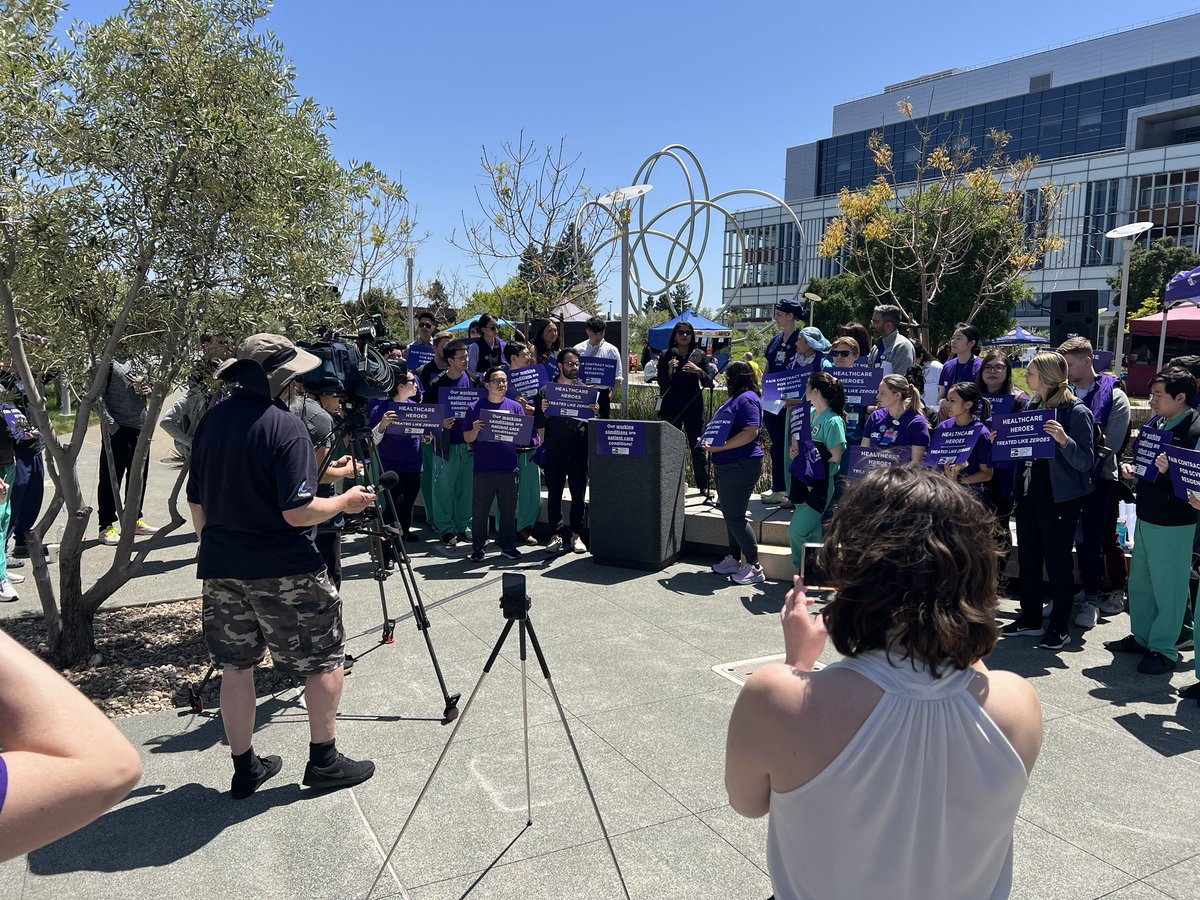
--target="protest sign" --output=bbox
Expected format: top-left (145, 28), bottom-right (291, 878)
top-left (446, 387), bottom-right (486, 418)
top-left (1168, 445), bottom-right (1200, 502)
top-left (761, 370), bottom-right (810, 415)
top-left (837, 365), bottom-right (884, 407)
top-left (578, 357), bottom-right (618, 388)
top-left (384, 402), bottom-right (445, 435)
top-left (699, 407), bottom-right (736, 448)
top-left (1132, 425), bottom-right (1170, 482)
top-left (406, 344), bottom-right (435, 372)
top-left (479, 408), bottom-right (535, 445)
top-left (506, 365), bottom-right (547, 399)
top-left (986, 394), bottom-right (1015, 416)
top-left (990, 409), bottom-right (1055, 462)
top-left (544, 382), bottom-right (597, 418)
top-left (844, 446), bottom-right (905, 481)
top-left (924, 423), bottom-right (985, 468)
top-left (596, 421), bottom-right (647, 457)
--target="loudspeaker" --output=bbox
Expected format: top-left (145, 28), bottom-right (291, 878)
top-left (1049, 290), bottom-right (1099, 347)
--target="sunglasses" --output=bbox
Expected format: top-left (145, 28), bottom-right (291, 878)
top-left (831, 349), bottom-right (855, 358)
top-left (483, 325), bottom-right (498, 331)
top-left (419, 322), bottom-right (434, 328)
top-left (675, 329), bottom-right (694, 336)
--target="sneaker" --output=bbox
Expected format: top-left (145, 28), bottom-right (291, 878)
top-left (1074, 603), bottom-right (1100, 630)
top-left (6, 557), bottom-right (24, 569)
top-left (99, 525), bottom-right (119, 546)
top-left (11, 545), bottom-right (28, 559)
top-left (468, 549), bottom-right (485, 562)
top-left (731, 563), bottom-right (766, 585)
top-left (1105, 634), bottom-right (1150, 655)
top-left (524, 532), bottom-right (539, 546)
top-left (230, 754), bottom-right (283, 800)
top-left (760, 491), bottom-right (786, 505)
top-left (1097, 592), bottom-right (1126, 616)
top-left (134, 518), bottom-right (156, 536)
top-left (441, 533), bottom-right (458, 550)
top-left (712, 555), bottom-right (742, 575)
top-left (1001, 619), bottom-right (1042, 636)
top-left (1039, 629), bottom-right (1071, 650)
top-left (1041, 600), bottom-right (1053, 619)
top-left (545, 535), bottom-right (564, 554)
top-left (1175, 633), bottom-right (1194, 652)
top-left (0, 580), bottom-right (17, 602)
top-left (569, 536), bottom-right (586, 554)
top-left (500, 547), bottom-right (522, 561)
top-left (302, 752), bottom-right (375, 792)
top-left (458, 530), bottom-right (473, 543)
top-left (6, 572), bottom-right (24, 585)
top-left (1178, 682), bottom-right (1200, 700)
top-left (1137, 651), bottom-right (1175, 675)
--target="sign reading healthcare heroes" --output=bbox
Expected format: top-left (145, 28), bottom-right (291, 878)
top-left (845, 446), bottom-right (905, 481)
top-left (924, 424), bottom-right (984, 468)
top-left (446, 387), bottom-right (486, 419)
top-left (761, 370), bottom-right (810, 415)
top-left (578, 356), bottom-right (618, 388)
top-left (1167, 444), bottom-right (1200, 501)
top-left (384, 402), bottom-right (445, 435)
top-left (406, 344), bottom-right (435, 372)
top-left (986, 394), bottom-right (1015, 417)
top-left (990, 409), bottom-right (1055, 461)
top-left (506, 365), bottom-right (547, 400)
top-left (595, 421), bottom-right (647, 457)
top-left (837, 364), bottom-right (885, 407)
top-left (479, 408), bottom-right (535, 445)
top-left (1132, 425), bottom-right (1171, 482)
top-left (544, 382), bottom-right (597, 418)
top-left (699, 406), bottom-right (735, 448)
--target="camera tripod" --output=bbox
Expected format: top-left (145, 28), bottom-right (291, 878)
top-left (366, 577), bottom-right (630, 900)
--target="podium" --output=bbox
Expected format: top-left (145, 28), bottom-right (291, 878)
top-left (587, 419), bottom-right (687, 571)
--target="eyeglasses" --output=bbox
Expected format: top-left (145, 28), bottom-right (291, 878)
top-left (982, 365), bottom-right (1006, 373)
top-left (489, 378), bottom-right (508, 386)
top-left (831, 349), bottom-right (855, 358)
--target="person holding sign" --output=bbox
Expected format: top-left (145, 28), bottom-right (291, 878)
top-left (1007, 352), bottom-right (1095, 651)
top-left (416, 330), bottom-right (454, 529)
top-left (930, 383), bottom-right (992, 490)
top-left (426, 340), bottom-right (481, 550)
top-left (657, 320), bottom-right (714, 501)
top-left (861, 374), bottom-right (930, 464)
top-left (537, 349), bottom-right (592, 554)
top-left (937, 324), bottom-right (984, 413)
top-left (975, 352), bottom-right (1030, 559)
top-left (700, 361), bottom-right (766, 585)
top-left (502, 342), bottom-right (542, 543)
top-left (760, 298), bottom-right (805, 504)
top-left (462, 367), bottom-right (528, 563)
top-left (1109, 368), bottom-right (1200, 676)
top-left (788, 373), bottom-right (847, 572)
top-left (368, 365), bottom-right (425, 549)
top-left (573, 316), bottom-right (621, 419)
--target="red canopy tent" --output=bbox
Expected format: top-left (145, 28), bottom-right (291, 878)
top-left (1126, 305), bottom-right (1200, 395)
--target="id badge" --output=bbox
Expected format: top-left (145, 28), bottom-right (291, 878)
top-left (775, 351), bottom-right (786, 364)
top-left (654, 396), bottom-right (663, 412)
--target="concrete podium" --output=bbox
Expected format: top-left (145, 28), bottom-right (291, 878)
top-left (587, 419), bottom-right (687, 571)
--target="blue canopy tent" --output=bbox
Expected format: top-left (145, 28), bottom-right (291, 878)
top-left (648, 309), bottom-right (731, 351)
top-left (446, 315), bottom-right (519, 333)
top-left (983, 326), bottom-right (1050, 347)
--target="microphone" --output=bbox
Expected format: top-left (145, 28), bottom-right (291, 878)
top-left (375, 471), bottom-right (399, 492)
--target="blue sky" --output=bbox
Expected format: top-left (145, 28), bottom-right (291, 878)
top-left (68, 0), bottom-right (1196, 311)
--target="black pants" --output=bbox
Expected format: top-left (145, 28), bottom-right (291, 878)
top-left (764, 409), bottom-right (786, 492)
top-left (1074, 480), bottom-right (1127, 595)
top-left (598, 388), bottom-right (611, 420)
top-left (98, 425), bottom-right (149, 530)
top-left (662, 401), bottom-right (709, 494)
top-left (315, 531), bottom-right (342, 590)
top-left (716, 457), bottom-right (761, 563)
top-left (385, 472), bottom-right (421, 537)
top-left (473, 470), bottom-right (518, 553)
top-left (545, 454), bottom-right (587, 539)
top-left (1016, 487), bottom-right (1085, 633)
top-left (8, 453), bottom-right (43, 549)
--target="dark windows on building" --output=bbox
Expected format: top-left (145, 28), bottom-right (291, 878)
top-left (1083, 179), bottom-right (1121, 266)
top-left (1134, 169), bottom-right (1200, 253)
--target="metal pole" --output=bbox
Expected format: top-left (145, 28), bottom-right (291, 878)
top-left (1114, 237), bottom-right (1134, 375)
top-left (620, 222), bottom-right (631, 417)
top-left (406, 255), bottom-right (415, 345)
top-left (1156, 301), bottom-right (1172, 373)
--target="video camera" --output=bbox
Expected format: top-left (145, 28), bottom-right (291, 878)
top-left (299, 313), bottom-right (395, 406)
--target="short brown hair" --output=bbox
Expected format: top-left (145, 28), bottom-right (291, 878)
top-left (818, 466), bottom-right (1002, 677)
top-left (1057, 336), bottom-right (1093, 357)
top-left (432, 330), bottom-right (454, 346)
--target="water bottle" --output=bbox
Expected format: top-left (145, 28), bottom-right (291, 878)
top-left (1116, 520), bottom-right (1129, 551)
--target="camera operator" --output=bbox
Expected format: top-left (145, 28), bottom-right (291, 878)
top-left (423, 339), bottom-right (480, 550)
top-left (189, 334), bottom-right (377, 799)
top-left (286, 372), bottom-right (359, 590)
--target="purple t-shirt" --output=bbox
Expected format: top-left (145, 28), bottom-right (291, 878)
top-left (367, 399), bottom-right (423, 474)
top-left (939, 356), bottom-right (983, 391)
top-left (934, 418), bottom-right (992, 488)
top-left (863, 408), bottom-right (931, 449)
top-left (0, 754), bottom-right (7, 816)
top-left (463, 396), bottom-right (528, 473)
top-left (712, 391), bottom-right (764, 466)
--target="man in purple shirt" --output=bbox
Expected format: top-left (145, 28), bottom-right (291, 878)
top-left (463, 366), bottom-right (530, 562)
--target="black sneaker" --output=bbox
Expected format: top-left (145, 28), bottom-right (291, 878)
top-left (500, 547), bottom-right (522, 560)
top-left (441, 533), bottom-right (458, 550)
top-left (1039, 629), bottom-right (1071, 650)
top-left (302, 752), bottom-right (375, 792)
top-left (1176, 633), bottom-right (1195, 652)
top-left (1178, 682), bottom-right (1200, 700)
top-left (11, 545), bottom-right (28, 559)
top-left (1137, 651), bottom-right (1175, 675)
top-left (469, 548), bottom-right (485, 562)
top-left (1105, 634), bottom-right (1150, 655)
top-left (1001, 618), bottom-right (1042, 636)
top-left (231, 754), bottom-right (283, 800)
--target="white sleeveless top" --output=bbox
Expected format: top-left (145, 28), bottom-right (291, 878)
top-left (766, 650), bottom-right (1028, 900)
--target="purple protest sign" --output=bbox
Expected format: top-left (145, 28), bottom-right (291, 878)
top-left (545, 355), bottom-right (559, 379)
top-left (761, 370), bottom-right (810, 415)
top-left (924, 422), bottom-right (986, 468)
top-left (836, 365), bottom-right (885, 407)
top-left (545, 382), bottom-right (597, 419)
top-left (844, 446), bottom-right (905, 481)
top-left (1132, 425), bottom-right (1170, 482)
top-left (480, 408), bottom-right (535, 445)
top-left (406, 344), bottom-right (435, 372)
top-left (789, 402), bottom-right (810, 441)
top-left (986, 394), bottom-right (1015, 417)
top-left (385, 402), bottom-right (446, 435)
top-left (699, 407), bottom-right (735, 448)
top-left (446, 387), bottom-right (486, 418)
top-left (1094, 350), bottom-right (1114, 373)
top-left (990, 409), bottom-right (1055, 462)
top-left (578, 356), bottom-right (618, 388)
top-left (506, 365), bottom-right (547, 399)
top-left (595, 421), bottom-right (646, 457)
top-left (1167, 445), bottom-right (1200, 501)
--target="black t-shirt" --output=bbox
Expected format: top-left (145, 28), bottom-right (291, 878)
top-left (535, 382), bottom-right (587, 460)
top-left (187, 391), bottom-right (323, 579)
top-left (290, 396), bottom-right (343, 532)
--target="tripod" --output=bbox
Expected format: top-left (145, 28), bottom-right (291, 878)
top-left (367, 581), bottom-right (630, 900)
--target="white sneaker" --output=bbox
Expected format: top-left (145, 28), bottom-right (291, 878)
top-left (1074, 603), bottom-right (1100, 629)
top-left (1098, 592), bottom-right (1126, 616)
top-left (712, 555), bottom-right (741, 575)
top-left (731, 563), bottom-right (766, 585)
top-left (545, 535), bottom-right (563, 554)
top-left (0, 580), bottom-right (19, 601)
top-left (569, 536), bottom-right (586, 554)
top-left (6, 572), bottom-right (24, 584)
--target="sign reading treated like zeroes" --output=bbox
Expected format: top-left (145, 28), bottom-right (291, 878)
top-left (990, 409), bottom-right (1055, 461)
top-left (544, 382), bottom-right (597, 418)
top-left (844, 446), bottom-right (905, 481)
top-left (384, 402), bottom-right (445, 435)
top-left (835, 365), bottom-right (885, 407)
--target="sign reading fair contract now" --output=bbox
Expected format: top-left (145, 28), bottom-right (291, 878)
top-left (1167, 445), bottom-right (1200, 502)
top-left (406, 344), bottom-right (435, 372)
top-left (596, 421), bottom-right (646, 457)
top-left (578, 357), bottom-right (618, 388)
top-left (699, 407), bottom-right (735, 448)
top-left (990, 409), bottom-right (1055, 461)
top-left (761, 370), bottom-right (810, 414)
top-left (544, 382), bottom-right (597, 418)
top-left (479, 408), bottom-right (534, 445)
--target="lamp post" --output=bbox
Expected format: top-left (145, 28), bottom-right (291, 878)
top-left (598, 184), bottom-right (654, 416)
top-left (1105, 221), bottom-right (1153, 375)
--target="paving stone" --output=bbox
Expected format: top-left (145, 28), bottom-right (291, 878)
top-left (1010, 818), bottom-right (1134, 899)
top-left (1144, 852), bottom-right (1200, 898)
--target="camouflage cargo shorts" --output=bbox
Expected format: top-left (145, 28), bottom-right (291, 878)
top-left (202, 569), bottom-right (344, 677)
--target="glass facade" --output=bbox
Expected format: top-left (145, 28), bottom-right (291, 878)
top-left (1134, 169), bottom-right (1200, 252)
top-left (816, 58), bottom-right (1200, 196)
top-left (723, 221), bottom-right (805, 289)
top-left (1083, 178), bottom-right (1121, 266)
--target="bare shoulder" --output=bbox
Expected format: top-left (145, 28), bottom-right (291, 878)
top-left (971, 666), bottom-right (1044, 775)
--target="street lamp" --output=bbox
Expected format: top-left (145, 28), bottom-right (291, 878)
top-left (1106, 220), bottom-right (1153, 374)
top-left (598, 184), bottom-right (654, 416)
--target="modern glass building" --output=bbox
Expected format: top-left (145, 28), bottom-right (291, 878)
top-left (724, 13), bottom-right (1200, 340)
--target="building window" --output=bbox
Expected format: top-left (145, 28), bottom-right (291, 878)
top-left (1083, 179), bottom-right (1120, 266)
top-left (1135, 169), bottom-right (1200, 253)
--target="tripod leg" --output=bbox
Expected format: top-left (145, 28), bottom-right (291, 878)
top-left (523, 618), bottom-right (631, 900)
top-left (520, 619), bottom-right (531, 826)
top-left (367, 619), bottom-right (515, 900)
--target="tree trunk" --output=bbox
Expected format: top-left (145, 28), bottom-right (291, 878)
top-left (50, 511), bottom-right (94, 667)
